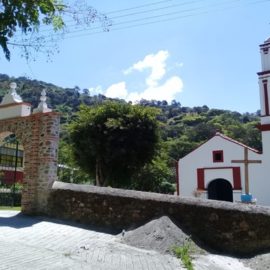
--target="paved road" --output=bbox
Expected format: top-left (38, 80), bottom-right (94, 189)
top-left (0, 211), bottom-right (182, 270)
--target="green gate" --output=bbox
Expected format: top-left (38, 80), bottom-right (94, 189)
top-left (0, 135), bottom-right (23, 206)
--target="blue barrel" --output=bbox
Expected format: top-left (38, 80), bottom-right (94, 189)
top-left (241, 194), bottom-right (253, 203)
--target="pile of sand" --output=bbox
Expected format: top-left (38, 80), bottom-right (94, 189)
top-left (118, 216), bottom-right (270, 269)
top-left (119, 216), bottom-right (199, 254)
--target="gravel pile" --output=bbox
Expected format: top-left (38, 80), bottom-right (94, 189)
top-left (119, 215), bottom-right (199, 254)
top-left (118, 216), bottom-right (270, 269)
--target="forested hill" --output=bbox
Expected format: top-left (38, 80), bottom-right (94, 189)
top-left (0, 74), bottom-right (112, 122)
top-left (0, 74), bottom-right (261, 159)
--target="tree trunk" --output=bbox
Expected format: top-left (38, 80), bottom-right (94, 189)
top-left (96, 158), bottom-right (105, 186)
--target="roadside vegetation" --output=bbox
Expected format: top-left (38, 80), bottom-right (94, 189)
top-left (172, 240), bottom-right (195, 270)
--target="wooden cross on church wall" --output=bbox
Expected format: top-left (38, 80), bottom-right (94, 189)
top-left (231, 147), bottom-right (261, 195)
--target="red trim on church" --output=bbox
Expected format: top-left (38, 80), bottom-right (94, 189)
top-left (257, 124), bottom-right (270, 131)
top-left (215, 133), bottom-right (259, 153)
top-left (212, 150), bottom-right (224, 162)
top-left (263, 79), bottom-right (270, 115)
top-left (197, 168), bottom-right (205, 189)
top-left (196, 167), bottom-right (242, 190)
top-left (183, 132), bottom-right (259, 158)
top-left (202, 166), bottom-right (238, 170)
top-left (232, 167), bottom-right (241, 189)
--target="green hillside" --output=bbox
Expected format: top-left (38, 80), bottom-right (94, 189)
top-left (0, 74), bottom-right (262, 192)
top-left (0, 73), bottom-right (261, 156)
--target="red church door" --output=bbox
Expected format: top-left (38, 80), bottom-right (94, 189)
top-left (208, 179), bottom-right (233, 202)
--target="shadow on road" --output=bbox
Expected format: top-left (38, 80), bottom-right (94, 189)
top-left (0, 210), bottom-right (119, 235)
top-left (0, 211), bottom-right (43, 229)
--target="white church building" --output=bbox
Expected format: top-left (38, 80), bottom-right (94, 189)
top-left (178, 38), bottom-right (270, 206)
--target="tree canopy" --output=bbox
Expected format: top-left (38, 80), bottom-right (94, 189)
top-left (68, 102), bottom-right (161, 187)
top-left (0, 74), bottom-right (262, 193)
top-left (0, 1), bottom-right (110, 60)
top-left (0, 0), bottom-right (65, 60)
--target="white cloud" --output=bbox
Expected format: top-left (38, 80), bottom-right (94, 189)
top-left (105, 82), bottom-right (128, 99)
top-left (127, 76), bottom-right (183, 102)
top-left (124, 50), bottom-right (169, 87)
top-left (103, 50), bottom-right (183, 103)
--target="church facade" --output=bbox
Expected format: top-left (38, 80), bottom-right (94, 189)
top-left (178, 38), bottom-right (270, 206)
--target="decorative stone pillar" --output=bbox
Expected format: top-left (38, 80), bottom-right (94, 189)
top-left (0, 84), bottom-right (60, 214)
top-left (25, 112), bottom-right (60, 214)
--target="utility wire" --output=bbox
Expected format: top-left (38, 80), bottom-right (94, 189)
top-left (43, 0), bottom-right (267, 39)
top-left (39, 0), bottom-right (227, 32)
top-left (7, 0), bottom-right (270, 47)
top-left (39, 0), bottom-right (245, 37)
top-left (38, 0), bottom-right (173, 29)
top-left (38, 0), bottom-right (206, 32)
top-left (61, 0), bottom-right (270, 40)
top-left (65, 11), bottom-right (210, 39)
top-left (105, 0), bottom-right (173, 14)
top-left (105, 0), bottom-right (210, 19)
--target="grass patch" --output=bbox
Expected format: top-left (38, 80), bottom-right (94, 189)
top-left (172, 239), bottom-right (194, 270)
top-left (0, 206), bottom-right (21, 211)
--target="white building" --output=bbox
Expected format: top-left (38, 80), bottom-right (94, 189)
top-left (178, 37), bottom-right (270, 206)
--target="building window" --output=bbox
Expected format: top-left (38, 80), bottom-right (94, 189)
top-left (0, 146), bottom-right (23, 167)
top-left (213, 150), bottom-right (224, 163)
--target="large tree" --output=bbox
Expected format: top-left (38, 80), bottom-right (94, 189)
top-left (69, 101), bottom-right (160, 187)
top-left (130, 147), bottom-right (175, 194)
top-left (0, 0), bottom-right (110, 60)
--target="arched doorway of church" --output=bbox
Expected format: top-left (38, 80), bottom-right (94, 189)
top-left (208, 179), bottom-right (233, 202)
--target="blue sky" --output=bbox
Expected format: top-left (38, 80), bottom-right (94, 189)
top-left (1, 0), bottom-right (270, 113)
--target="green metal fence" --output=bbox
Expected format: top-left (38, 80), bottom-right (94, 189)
top-left (0, 134), bottom-right (23, 206)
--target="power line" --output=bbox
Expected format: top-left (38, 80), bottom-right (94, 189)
top-left (62, 0), bottom-right (270, 40)
top-left (47, 0), bottom-right (269, 30)
top-left (45, 0), bottom-right (267, 39)
top-left (107, 0), bottom-right (208, 19)
top-left (105, 0), bottom-right (173, 14)
top-left (8, 0), bottom-right (270, 46)
top-left (38, 0), bottom-right (206, 32)
top-left (39, 1), bottom-right (173, 30)
top-left (64, 11), bottom-right (210, 40)
top-left (38, 0), bottom-right (252, 38)
top-left (39, 0), bottom-right (243, 37)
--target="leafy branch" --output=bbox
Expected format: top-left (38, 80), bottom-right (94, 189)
top-left (0, 0), bottom-right (111, 61)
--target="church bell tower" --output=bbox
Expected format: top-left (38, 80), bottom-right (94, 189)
top-left (258, 38), bottom-right (270, 154)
